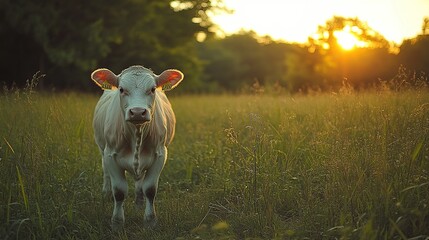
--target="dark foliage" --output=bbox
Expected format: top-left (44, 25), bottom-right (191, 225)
top-left (1, 3), bottom-right (428, 93)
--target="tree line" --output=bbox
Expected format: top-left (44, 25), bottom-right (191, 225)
top-left (1, 0), bottom-right (428, 93)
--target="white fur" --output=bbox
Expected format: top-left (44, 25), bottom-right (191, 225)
top-left (92, 66), bottom-right (179, 230)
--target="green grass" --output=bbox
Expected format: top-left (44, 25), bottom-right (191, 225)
top-left (0, 89), bottom-right (428, 239)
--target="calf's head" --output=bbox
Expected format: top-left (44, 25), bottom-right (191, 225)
top-left (91, 66), bottom-right (183, 125)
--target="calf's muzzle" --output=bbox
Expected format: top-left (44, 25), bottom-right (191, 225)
top-left (127, 107), bottom-right (149, 124)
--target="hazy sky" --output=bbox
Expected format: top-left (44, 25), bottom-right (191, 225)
top-left (211, 0), bottom-right (429, 44)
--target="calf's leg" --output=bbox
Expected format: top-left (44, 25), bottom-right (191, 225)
top-left (102, 157), bottom-right (112, 198)
top-left (104, 152), bottom-right (128, 231)
top-left (142, 146), bottom-right (167, 228)
top-left (134, 175), bottom-right (145, 208)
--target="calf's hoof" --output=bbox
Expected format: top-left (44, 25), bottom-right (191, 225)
top-left (111, 217), bottom-right (125, 232)
top-left (144, 214), bottom-right (158, 229)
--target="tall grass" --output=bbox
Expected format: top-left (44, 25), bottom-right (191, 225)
top-left (0, 86), bottom-right (428, 239)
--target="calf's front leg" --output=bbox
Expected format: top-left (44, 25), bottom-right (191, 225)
top-left (142, 146), bottom-right (167, 228)
top-left (104, 151), bottom-right (128, 231)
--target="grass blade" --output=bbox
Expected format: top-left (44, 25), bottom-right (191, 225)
top-left (3, 137), bottom-right (15, 154)
top-left (411, 139), bottom-right (424, 162)
top-left (389, 218), bottom-right (408, 240)
top-left (16, 165), bottom-right (29, 212)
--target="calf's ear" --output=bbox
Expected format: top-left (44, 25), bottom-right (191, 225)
top-left (156, 69), bottom-right (184, 91)
top-left (91, 68), bottom-right (119, 90)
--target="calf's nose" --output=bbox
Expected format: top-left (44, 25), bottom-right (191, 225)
top-left (128, 107), bottom-right (147, 123)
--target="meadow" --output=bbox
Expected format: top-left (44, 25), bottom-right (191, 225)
top-left (0, 86), bottom-right (428, 239)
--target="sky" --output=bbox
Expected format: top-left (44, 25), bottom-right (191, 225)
top-left (210, 0), bottom-right (429, 44)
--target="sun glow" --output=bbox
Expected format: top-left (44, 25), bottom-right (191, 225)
top-left (334, 26), bottom-right (367, 50)
top-left (211, 0), bottom-right (429, 45)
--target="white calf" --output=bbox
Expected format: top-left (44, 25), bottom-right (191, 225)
top-left (91, 65), bottom-right (183, 230)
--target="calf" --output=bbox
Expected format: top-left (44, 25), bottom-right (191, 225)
top-left (91, 65), bottom-right (183, 230)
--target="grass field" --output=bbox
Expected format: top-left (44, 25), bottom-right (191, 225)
top-left (0, 87), bottom-right (428, 239)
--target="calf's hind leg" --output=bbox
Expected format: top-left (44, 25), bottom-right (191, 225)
top-left (101, 157), bottom-right (112, 198)
top-left (134, 175), bottom-right (145, 208)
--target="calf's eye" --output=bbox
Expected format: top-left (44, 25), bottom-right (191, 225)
top-left (119, 87), bottom-right (124, 94)
top-left (151, 87), bottom-right (156, 94)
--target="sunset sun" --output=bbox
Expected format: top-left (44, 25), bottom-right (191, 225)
top-left (334, 26), bottom-right (367, 50)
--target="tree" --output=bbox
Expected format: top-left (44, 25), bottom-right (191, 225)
top-left (197, 38), bottom-right (245, 91)
top-left (399, 18), bottom-right (429, 78)
top-left (309, 16), bottom-right (390, 53)
top-left (308, 16), bottom-right (395, 89)
top-left (197, 31), bottom-right (299, 92)
top-left (283, 46), bottom-right (322, 92)
top-left (422, 17), bottom-right (429, 35)
top-left (0, 0), bottom-right (223, 90)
